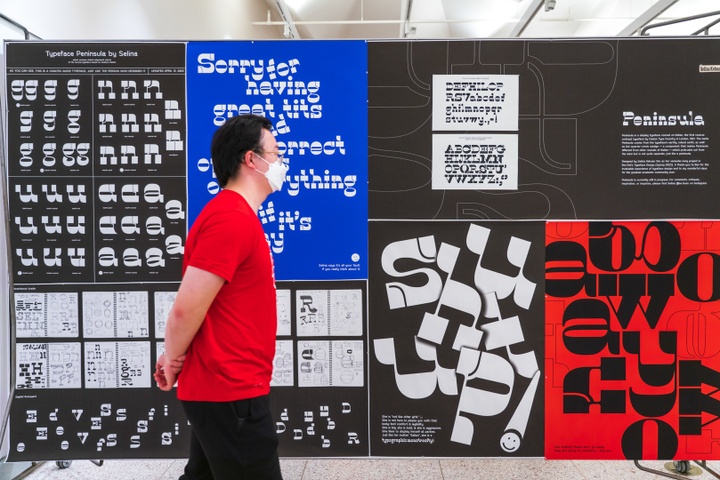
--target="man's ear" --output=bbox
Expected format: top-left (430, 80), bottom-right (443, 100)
top-left (243, 150), bottom-right (256, 168)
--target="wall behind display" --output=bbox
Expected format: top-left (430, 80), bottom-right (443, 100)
top-left (0, 1), bottom-right (284, 40)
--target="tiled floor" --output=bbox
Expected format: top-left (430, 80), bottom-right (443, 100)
top-left (10, 457), bottom-right (720, 479)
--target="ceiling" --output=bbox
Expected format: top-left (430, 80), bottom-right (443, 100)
top-left (0, 0), bottom-right (718, 41)
top-left (262, 0), bottom-right (720, 40)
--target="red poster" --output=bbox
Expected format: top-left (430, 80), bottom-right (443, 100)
top-left (545, 221), bottom-right (720, 460)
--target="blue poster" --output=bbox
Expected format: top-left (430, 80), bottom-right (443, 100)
top-left (186, 40), bottom-right (368, 281)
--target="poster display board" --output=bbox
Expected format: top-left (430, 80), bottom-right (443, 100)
top-left (3, 39), bottom-right (369, 461)
top-left (272, 280), bottom-right (369, 456)
top-left (4, 37), bottom-right (720, 463)
top-left (545, 221), bottom-right (720, 460)
top-left (366, 38), bottom-right (720, 460)
top-left (186, 40), bottom-right (368, 281)
top-left (368, 221), bottom-right (544, 456)
top-left (184, 40), bottom-right (370, 457)
top-left (5, 41), bottom-right (190, 460)
top-left (368, 39), bottom-right (720, 220)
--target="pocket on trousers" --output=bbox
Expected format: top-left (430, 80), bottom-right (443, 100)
top-left (232, 399), bottom-right (251, 421)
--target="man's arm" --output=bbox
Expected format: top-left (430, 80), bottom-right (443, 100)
top-left (155, 265), bottom-right (225, 390)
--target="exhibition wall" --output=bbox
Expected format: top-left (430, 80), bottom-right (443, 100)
top-left (3, 37), bottom-right (720, 462)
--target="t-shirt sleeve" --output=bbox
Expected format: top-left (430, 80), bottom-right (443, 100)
top-left (186, 210), bottom-right (254, 282)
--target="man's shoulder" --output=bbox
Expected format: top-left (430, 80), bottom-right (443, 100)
top-left (199, 192), bottom-right (254, 219)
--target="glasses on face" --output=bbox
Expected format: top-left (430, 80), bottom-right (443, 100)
top-left (256, 150), bottom-right (284, 162)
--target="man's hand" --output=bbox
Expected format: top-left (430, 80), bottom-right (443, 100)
top-left (154, 353), bottom-right (185, 391)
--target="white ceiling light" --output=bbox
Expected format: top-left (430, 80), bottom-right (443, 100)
top-left (283, 0), bottom-right (312, 10)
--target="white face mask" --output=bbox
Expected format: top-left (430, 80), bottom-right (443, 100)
top-left (255, 153), bottom-right (288, 192)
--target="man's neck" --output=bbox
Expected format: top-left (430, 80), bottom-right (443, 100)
top-left (224, 179), bottom-right (267, 214)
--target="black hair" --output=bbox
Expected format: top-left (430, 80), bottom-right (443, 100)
top-left (210, 114), bottom-right (273, 187)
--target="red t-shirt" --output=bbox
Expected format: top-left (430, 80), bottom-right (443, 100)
top-left (176, 189), bottom-right (277, 402)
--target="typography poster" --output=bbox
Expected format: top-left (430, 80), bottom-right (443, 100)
top-left (186, 40), bottom-right (368, 281)
top-left (546, 221), bottom-right (720, 459)
top-left (272, 280), bottom-right (369, 457)
top-left (5, 41), bottom-right (190, 460)
top-left (369, 221), bottom-right (545, 456)
top-left (369, 38), bottom-right (720, 220)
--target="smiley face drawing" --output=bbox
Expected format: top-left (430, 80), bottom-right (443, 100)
top-left (500, 430), bottom-right (521, 453)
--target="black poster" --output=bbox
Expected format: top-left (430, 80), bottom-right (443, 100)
top-left (369, 221), bottom-right (545, 456)
top-left (272, 280), bottom-right (369, 457)
top-left (6, 41), bottom-right (189, 461)
top-left (368, 38), bottom-right (720, 220)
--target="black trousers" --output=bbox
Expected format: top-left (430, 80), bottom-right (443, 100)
top-left (179, 395), bottom-right (283, 480)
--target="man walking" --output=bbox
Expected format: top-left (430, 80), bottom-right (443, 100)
top-left (155, 114), bottom-right (288, 480)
